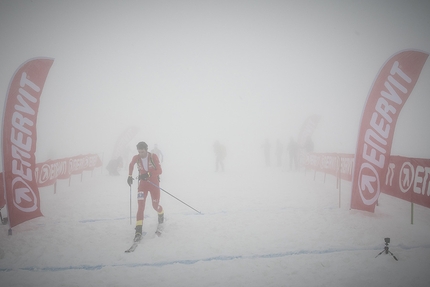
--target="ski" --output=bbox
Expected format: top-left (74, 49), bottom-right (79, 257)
top-left (124, 232), bottom-right (146, 253)
top-left (125, 242), bottom-right (139, 253)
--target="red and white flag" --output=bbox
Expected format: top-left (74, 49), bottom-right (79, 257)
top-left (2, 57), bottom-right (54, 227)
top-left (351, 50), bottom-right (428, 212)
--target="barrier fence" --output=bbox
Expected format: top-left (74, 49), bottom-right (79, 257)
top-left (304, 152), bottom-right (430, 223)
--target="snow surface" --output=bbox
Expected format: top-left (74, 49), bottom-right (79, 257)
top-left (1, 159), bottom-right (430, 287)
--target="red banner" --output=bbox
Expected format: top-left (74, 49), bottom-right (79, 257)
top-left (383, 156), bottom-right (430, 209)
top-left (34, 154), bottom-right (103, 188)
top-left (351, 50), bottom-right (428, 212)
top-left (0, 172), bottom-right (5, 208)
top-left (2, 58), bottom-right (54, 228)
top-left (305, 153), bottom-right (354, 181)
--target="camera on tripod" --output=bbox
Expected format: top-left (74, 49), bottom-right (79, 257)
top-left (376, 237), bottom-right (398, 261)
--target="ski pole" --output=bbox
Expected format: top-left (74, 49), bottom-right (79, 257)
top-left (129, 185), bottom-right (132, 225)
top-left (147, 180), bottom-right (202, 214)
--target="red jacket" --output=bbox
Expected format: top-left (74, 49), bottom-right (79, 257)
top-left (128, 152), bottom-right (162, 184)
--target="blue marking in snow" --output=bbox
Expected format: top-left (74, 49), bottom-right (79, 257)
top-left (79, 215), bottom-right (149, 223)
top-left (2, 244), bottom-right (429, 272)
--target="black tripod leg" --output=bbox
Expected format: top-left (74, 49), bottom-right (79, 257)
top-left (375, 250), bottom-right (385, 258)
top-left (388, 250), bottom-right (398, 261)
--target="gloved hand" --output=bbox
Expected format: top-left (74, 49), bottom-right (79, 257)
top-left (127, 176), bottom-right (134, 186)
top-left (139, 172), bottom-right (150, 181)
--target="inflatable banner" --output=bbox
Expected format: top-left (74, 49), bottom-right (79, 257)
top-left (351, 50), bottom-right (428, 212)
top-left (111, 126), bottom-right (139, 161)
top-left (0, 172), bottom-right (4, 208)
top-left (2, 57), bottom-right (54, 228)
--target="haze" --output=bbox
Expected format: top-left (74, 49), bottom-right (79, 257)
top-left (1, 0), bottom-right (430, 171)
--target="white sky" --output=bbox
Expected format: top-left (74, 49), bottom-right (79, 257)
top-left (1, 0), bottom-right (430, 166)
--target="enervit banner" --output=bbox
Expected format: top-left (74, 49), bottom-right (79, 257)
top-left (305, 153), bottom-right (354, 181)
top-left (34, 154), bottom-right (103, 188)
top-left (383, 156), bottom-right (430, 209)
top-left (351, 50), bottom-right (428, 212)
top-left (0, 172), bottom-right (4, 208)
top-left (2, 58), bottom-right (54, 227)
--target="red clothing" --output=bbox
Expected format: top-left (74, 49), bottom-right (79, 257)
top-left (128, 152), bottom-right (163, 223)
top-left (128, 152), bottom-right (162, 185)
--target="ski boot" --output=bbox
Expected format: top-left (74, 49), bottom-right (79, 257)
top-left (134, 225), bottom-right (143, 242)
top-left (156, 212), bottom-right (164, 236)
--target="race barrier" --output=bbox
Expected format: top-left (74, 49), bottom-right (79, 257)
top-left (304, 152), bottom-right (430, 223)
top-left (34, 153), bottom-right (103, 191)
top-left (0, 153), bottom-right (103, 230)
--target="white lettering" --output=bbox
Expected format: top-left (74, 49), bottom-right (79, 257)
top-left (390, 61), bottom-right (412, 83)
top-left (413, 166), bottom-right (430, 196)
top-left (20, 72), bottom-right (40, 92)
top-left (374, 98), bottom-right (396, 124)
top-left (12, 112), bottom-right (33, 135)
top-left (381, 81), bottom-right (402, 105)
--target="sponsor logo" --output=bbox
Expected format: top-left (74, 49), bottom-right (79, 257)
top-left (399, 162), bottom-right (414, 193)
top-left (358, 162), bottom-right (380, 205)
top-left (10, 72), bottom-right (40, 212)
top-left (358, 61), bottom-right (411, 205)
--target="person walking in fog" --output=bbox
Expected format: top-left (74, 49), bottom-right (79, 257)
top-left (151, 144), bottom-right (164, 163)
top-left (276, 139), bottom-right (283, 167)
top-left (213, 140), bottom-right (226, 172)
top-left (127, 141), bottom-right (164, 241)
top-left (106, 156), bottom-right (123, 176)
top-left (287, 137), bottom-right (299, 171)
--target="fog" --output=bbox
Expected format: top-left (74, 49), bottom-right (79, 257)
top-left (1, 0), bottom-right (430, 170)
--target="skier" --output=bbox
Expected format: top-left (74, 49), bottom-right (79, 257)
top-left (127, 141), bottom-right (164, 242)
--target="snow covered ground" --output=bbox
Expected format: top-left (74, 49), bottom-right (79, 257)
top-left (1, 158), bottom-right (430, 287)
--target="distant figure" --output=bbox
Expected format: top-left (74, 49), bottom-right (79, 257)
top-left (276, 139), bottom-right (283, 167)
top-left (213, 141), bottom-right (226, 172)
top-left (262, 139), bottom-right (270, 167)
top-left (151, 144), bottom-right (164, 163)
top-left (287, 137), bottom-right (299, 171)
top-left (304, 137), bottom-right (314, 153)
top-left (106, 156), bottom-right (123, 176)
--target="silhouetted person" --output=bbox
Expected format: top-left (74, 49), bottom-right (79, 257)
top-left (276, 139), bottom-right (283, 167)
top-left (106, 156), bottom-right (123, 176)
top-left (304, 137), bottom-right (314, 153)
top-left (287, 137), bottom-right (299, 171)
top-left (213, 141), bottom-right (226, 172)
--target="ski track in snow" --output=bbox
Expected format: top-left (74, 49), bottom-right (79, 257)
top-left (1, 243), bottom-right (430, 272)
top-left (1, 167), bottom-right (430, 287)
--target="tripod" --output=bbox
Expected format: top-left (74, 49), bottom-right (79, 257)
top-left (375, 238), bottom-right (398, 261)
